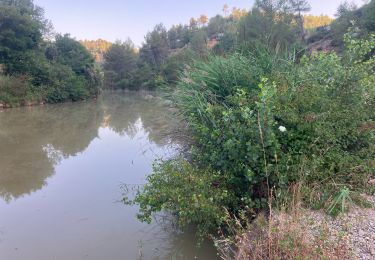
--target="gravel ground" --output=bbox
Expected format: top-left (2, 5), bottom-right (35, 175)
top-left (301, 195), bottom-right (375, 260)
top-left (225, 193), bottom-right (375, 260)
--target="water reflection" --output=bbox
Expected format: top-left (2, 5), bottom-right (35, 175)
top-left (141, 218), bottom-right (218, 260)
top-left (0, 92), bottom-right (217, 260)
top-left (0, 93), bottom-right (176, 202)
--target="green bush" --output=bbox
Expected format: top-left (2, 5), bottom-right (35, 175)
top-left (45, 63), bottom-right (90, 103)
top-left (0, 1), bottom-right (100, 106)
top-left (0, 75), bottom-right (30, 105)
top-left (162, 48), bottom-right (195, 84)
top-left (131, 32), bottom-right (375, 238)
top-left (131, 159), bottom-right (235, 238)
top-left (275, 33), bottom-right (375, 201)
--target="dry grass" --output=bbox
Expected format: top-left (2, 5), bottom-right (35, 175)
top-left (216, 185), bottom-right (353, 260)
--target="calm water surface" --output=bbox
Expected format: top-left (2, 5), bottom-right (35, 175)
top-left (0, 93), bottom-right (218, 260)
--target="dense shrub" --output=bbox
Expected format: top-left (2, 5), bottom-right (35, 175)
top-left (331, 0), bottom-right (375, 47)
top-left (0, 75), bottom-right (32, 105)
top-left (45, 63), bottom-right (89, 103)
top-left (103, 40), bottom-right (138, 90)
top-left (132, 159), bottom-right (236, 238)
top-left (131, 33), bottom-right (375, 238)
top-left (276, 33), bottom-right (375, 188)
top-left (0, 1), bottom-right (100, 106)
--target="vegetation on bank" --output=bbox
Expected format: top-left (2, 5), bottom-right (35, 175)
top-left (124, 0), bottom-right (375, 253)
top-left (0, 0), bottom-right (101, 107)
top-left (102, 0), bottom-right (356, 92)
top-left (132, 30), bottom-right (374, 237)
top-left (101, 0), bottom-right (375, 94)
top-left (1, 0), bottom-right (374, 257)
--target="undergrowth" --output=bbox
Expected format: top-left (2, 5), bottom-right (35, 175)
top-left (216, 185), bottom-right (353, 260)
top-left (128, 31), bottom-right (375, 242)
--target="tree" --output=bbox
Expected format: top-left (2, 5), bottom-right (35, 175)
top-left (168, 24), bottom-right (189, 49)
top-left (207, 15), bottom-right (227, 37)
top-left (140, 24), bottom-right (169, 68)
top-left (231, 7), bottom-right (248, 20)
top-left (0, 0), bottom-right (52, 37)
top-left (54, 34), bottom-right (95, 77)
top-left (237, 4), bottom-right (297, 52)
top-left (189, 17), bottom-right (198, 31)
top-left (331, 1), bottom-right (359, 46)
top-left (80, 39), bottom-right (112, 63)
top-left (223, 4), bottom-right (229, 17)
top-left (198, 15), bottom-right (208, 27)
top-left (103, 39), bottom-right (138, 89)
top-left (0, 0), bottom-right (100, 104)
top-left (363, 0), bottom-right (375, 31)
top-left (255, 0), bottom-right (290, 17)
top-left (288, 0), bottom-right (311, 41)
top-left (336, 1), bottom-right (358, 17)
top-left (303, 15), bottom-right (333, 29)
top-left (0, 3), bottom-right (43, 74)
top-left (162, 48), bottom-right (194, 83)
top-left (191, 30), bottom-right (208, 56)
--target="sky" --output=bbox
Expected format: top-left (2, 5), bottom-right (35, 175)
top-left (34, 0), bottom-right (366, 46)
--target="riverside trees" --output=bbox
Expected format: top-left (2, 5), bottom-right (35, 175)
top-left (0, 0), bottom-right (100, 106)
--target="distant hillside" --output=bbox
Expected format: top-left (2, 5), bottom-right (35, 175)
top-left (307, 0), bottom-right (375, 52)
top-left (80, 39), bottom-right (112, 63)
top-left (303, 15), bottom-right (333, 30)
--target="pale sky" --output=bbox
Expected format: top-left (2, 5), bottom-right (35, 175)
top-left (34, 0), bottom-right (366, 46)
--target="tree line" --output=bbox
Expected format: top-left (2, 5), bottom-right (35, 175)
top-left (80, 39), bottom-right (112, 63)
top-left (101, 0), bottom-right (329, 90)
top-left (0, 0), bottom-right (101, 107)
top-left (102, 0), bottom-right (375, 92)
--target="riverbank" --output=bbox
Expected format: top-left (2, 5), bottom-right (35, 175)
top-left (0, 100), bottom-right (45, 109)
top-left (0, 89), bottom-right (164, 110)
top-left (217, 190), bottom-right (375, 260)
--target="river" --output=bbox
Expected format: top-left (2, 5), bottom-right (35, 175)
top-left (0, 92), bottom-right (218, 260)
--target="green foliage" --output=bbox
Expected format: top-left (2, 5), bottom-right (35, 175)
top-left (276, 33), bottom-right (375, 189)
top-left (190, 30), bottom-right (208, 56)
top-left (53, 34), bottom-right (95, 76)
top-left (327, 187), bottom-right (353, 215)
top-left (0, 4), bottom-right (42, 74)
top-left (207, 15), bottom-right (227, 38)
top-left (103, 39), bottom-right (138, 90)
top-left (131, 159), bottom-right (235, 238)
top-left (140, 24), bottom-right (169, 68)
top-left (132, 32), bottom-right (375, 239)
top-left (363, 0), bottom-right (375, 32)
top-left (44, 63), bottom-right (89, 103)
top-left (162, 48), bottom-right (195, 84)
top-left (168, 24), bottom-right (191, 49)
top-left (108, 23), bottom-right (196, 90)
top-left (0, 75), bottom-right (35, 105)
top-left (0, 1), bottom-right (100, 106)
top-left (237, 6), bottom-right (298, 52)
top-left (119, 0), bottom-right (315, 91)
top-left (331, 0), bottom-right (375, 47)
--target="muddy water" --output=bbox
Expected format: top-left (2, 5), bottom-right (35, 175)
top-left (0, 93), bottom-right (218, 260)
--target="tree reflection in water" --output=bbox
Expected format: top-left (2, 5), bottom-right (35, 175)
top-left (0, 92), bottom-right (179, 202)
top-left (0, 92), bottom-right (218, 259)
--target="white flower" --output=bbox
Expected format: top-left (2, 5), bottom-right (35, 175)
top-left (278, 126), bottom-right (287, 133)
